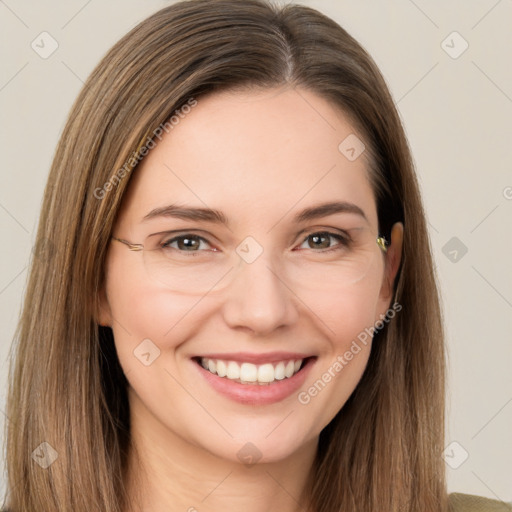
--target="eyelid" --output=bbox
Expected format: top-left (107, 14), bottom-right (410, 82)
top-left (150, 229), bottom-right (221, 246)
top-left (296, 225), bottom-right (352, 238)
top-left (294, 225), bottom-right (356, 244)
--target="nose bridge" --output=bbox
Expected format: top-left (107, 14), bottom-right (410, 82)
top-left (222, 241), bottom-right (297, 334)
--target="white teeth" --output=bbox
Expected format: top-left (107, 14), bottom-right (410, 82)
top-left (274, 362), bottom-right (285, 380)
top-left (226, 361), bottom-right (240, 379)
top-left (284, 360), bottom-right (295, 378)
top-left (216, 360), bottom-right (227, 377)
top-left (199, 357), bottom-right (305, 384)
top-left (257, 363), bottom-right (274, 383)
top-left (240, 363), bottom-right (258, 382)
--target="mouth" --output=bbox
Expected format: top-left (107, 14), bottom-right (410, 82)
top-left (193, 355), bottom-right (313, 385)
top-left (191, 352), bottom-right (317, 405)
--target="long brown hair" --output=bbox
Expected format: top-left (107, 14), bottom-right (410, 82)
top-left (3, 1), bottom-right (447, 510)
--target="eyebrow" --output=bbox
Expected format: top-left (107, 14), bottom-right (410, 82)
top-left (142, 201), bottom-right (368, 226)
top-left (294, 201), bottom-right (367, 223)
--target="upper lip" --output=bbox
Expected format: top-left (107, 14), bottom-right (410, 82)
top-left (194, 352), bottom-right (315, 364)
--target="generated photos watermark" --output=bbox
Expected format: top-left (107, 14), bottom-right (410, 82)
top-left (94, 97), bottom-right (197, 199)
top-left (297, 301), bottom-right (402, 405)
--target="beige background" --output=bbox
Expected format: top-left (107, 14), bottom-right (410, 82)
top-left (1, 0), bottom-right (511, 503)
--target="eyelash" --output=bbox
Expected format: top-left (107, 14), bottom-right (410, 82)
top-left (160, 231), bottom-right (351, 255)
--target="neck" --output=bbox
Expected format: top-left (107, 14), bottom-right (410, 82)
top-left (123, 389), bottom-right (318, 512)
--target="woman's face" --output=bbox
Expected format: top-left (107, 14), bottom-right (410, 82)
top-left (100, 86), bottom-right (402, 465)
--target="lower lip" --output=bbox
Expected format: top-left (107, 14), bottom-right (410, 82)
top-left (193, 357), bottom-right (316, 405)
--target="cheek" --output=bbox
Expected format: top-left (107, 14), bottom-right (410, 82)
top-left (296, 278), bottom-right (383, 429)
top-left (301, 267), bottom-right (384, 349)
top-left (104, 270), bottom-right (208, 422)
top-left (309, 284), bottom-right (379, 383)
top-left (104, 258), bottom-right (202, 367)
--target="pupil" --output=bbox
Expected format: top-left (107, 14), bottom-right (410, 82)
top-left (310, 234), bottom-right (328, 249)
top-left (179, 236), bottom-right (198, 250)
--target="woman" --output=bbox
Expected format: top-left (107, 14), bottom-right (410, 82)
top-left (3, 1), bottom-right (510, 510)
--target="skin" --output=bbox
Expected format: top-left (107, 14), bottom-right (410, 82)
top-left (99, 85), bottom-right (403, 512)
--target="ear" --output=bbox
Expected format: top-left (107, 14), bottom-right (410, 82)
top-left (95, 285), bottom-right (113, 327)
top-left (379, 222), bottom-right (404, 304)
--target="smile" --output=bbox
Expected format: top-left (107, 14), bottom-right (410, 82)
top-left (192, 353), bottom-right (316, 405)
top-left (199, 357), bottom-right (304, 385)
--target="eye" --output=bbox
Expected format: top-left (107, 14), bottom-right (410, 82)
top-left (161, 234), bottom-right (215, 253)
top-left (157, 230), bottom-right (351, 255)
top-left (298, 231), bottom-right (350, 252)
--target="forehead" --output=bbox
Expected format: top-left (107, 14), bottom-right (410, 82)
top-left (117, 86), bottom-right (378, 231)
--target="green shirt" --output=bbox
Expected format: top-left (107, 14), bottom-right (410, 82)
top-left (450, 493), bottom-right (512, 511)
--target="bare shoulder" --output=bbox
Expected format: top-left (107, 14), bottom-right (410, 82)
top-left (449, 493), bottom-right (512, 511)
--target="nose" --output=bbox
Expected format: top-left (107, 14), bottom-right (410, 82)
top-left (221, 251), bottom-right (299, 336)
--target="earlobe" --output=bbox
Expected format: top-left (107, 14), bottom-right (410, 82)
top-left (380, 222), bottom-right (404, 302)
